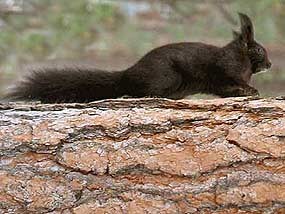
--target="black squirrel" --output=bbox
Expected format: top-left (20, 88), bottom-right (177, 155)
top-left (6, 13), bottom-right (271, 103)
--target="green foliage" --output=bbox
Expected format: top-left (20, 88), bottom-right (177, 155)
top-left (20, 33), bottom-right (47, 56)
top-left (0, 0), bottom-right (120, 61)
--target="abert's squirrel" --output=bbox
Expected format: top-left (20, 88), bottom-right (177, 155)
top-left (6, 13), bottom-right (271, 103)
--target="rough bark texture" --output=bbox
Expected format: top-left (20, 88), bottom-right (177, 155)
top-left (0, 97), bottom-right (285, 214)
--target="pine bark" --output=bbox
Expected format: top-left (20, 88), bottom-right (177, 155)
top-left (0, 97), bottom-right (285, 214)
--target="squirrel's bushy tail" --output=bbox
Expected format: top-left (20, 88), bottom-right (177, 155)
top-left (5, 66), bottom-right (126, 103)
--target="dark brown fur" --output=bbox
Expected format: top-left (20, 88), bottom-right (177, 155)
top-left (5, 13), bottom-right (271, 103)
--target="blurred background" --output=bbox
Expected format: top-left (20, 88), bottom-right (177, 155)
top-left (0, 0), bottom-right (284, 98)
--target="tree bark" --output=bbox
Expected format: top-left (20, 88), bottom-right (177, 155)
top-left (0, 97), bottom-right (285, 214)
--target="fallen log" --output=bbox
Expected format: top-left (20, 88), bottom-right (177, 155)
top-left (0, 97), bottom-right (285, 213)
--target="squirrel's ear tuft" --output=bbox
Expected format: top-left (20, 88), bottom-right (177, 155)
top-left (232, 30), bottom-right (241, 40)
top-left (238, 12), bottom-right (254, 43)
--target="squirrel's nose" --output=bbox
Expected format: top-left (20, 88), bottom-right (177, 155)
top-left (267, 61), bottom-right (272, 68)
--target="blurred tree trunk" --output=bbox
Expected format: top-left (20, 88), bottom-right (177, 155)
top-left (0, 97), bottom-right (285, 213)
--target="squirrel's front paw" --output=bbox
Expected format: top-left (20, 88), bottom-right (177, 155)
top-left (217, 86), bottom-right (259, 98)
top-left (235, 86), bottom-right (259, 97)
top-left (243, 86), bottom-right (259, 96)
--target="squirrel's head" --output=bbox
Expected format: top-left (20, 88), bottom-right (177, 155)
top-left (233, 13), bottom-right (272, 74)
